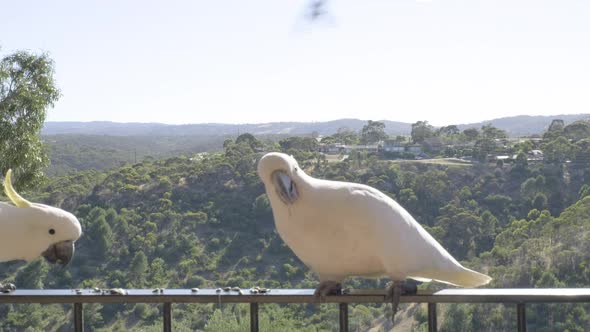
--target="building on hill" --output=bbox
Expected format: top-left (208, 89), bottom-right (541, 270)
top-left (381, 140), bottom-right (405, 153)
top-left (493, 155), bottom-right (513, 163)
top-left (344, 144), bottom-right (379, 153)
top-left (423, 137), bottom-right (444, 152)
top-left (318, 143), bottom-right (379, 154)
top-left (490, 150), bottom-right (544, 163)
top-left (318, 143), bottom-right (346, 154)
top-left (528, 149), bottom-right (544, 162)
top-left (407, 144), bottom-right (422, 153)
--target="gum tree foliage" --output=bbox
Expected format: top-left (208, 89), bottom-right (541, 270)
top-left (411, 120), bottom-right (434, 144)
top-left (548, 119), bottom-right (565, 132)
top-left (360, 120), bottom-right (388, 144)
top-left (542, 136), bottom-right (579, 164)
top-left (481, 124), bottom-right (508, 140)
top-left (437, 125), bottom-right (460, 136)
top-left (0, 50), bottom-right (60, 188)
top-left (321, 126), bottom-right (359, 145)
top-left (472, 124), bottom-right (508, 161)
top-left (564, 120), bottom-right (590, 141)
top-left (278, 136), bottom-right (317, 152)
top-left (462, 127), bottom-right (479, 141)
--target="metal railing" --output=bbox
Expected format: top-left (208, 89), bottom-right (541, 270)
top-left (3, 288), bottom-right (590, 332)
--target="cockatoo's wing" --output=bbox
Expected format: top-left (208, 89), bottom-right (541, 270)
top-left (338, 183), bottom-right (491, 287)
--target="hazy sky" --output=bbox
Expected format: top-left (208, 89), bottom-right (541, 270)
top-left (1, 0), bottom-right (589, 126)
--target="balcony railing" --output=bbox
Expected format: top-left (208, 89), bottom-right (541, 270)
top-left (3, 288), bottom-right (590, 332)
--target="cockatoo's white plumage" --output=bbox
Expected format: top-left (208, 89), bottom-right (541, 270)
top-left (0, 169), bottom-right (81, 265)
top-left (257, 152), bottom-right (491, 289)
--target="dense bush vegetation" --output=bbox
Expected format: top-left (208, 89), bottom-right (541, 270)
top-left (3, 120), bottom-right (590, 331)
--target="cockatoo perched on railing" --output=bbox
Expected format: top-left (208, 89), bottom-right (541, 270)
top-left (257, 152), bottom-right (491, 318)
top-left (0, 169), bottom-right (82, 292)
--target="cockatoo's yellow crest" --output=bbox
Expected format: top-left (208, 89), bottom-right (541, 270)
top-left (3, 169), bottom-right (32, 208)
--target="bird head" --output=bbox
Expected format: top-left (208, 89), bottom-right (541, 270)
top-left (3, 169), bottom-right (82, 265)
top-left (257, 152), bottom-right (302, 205)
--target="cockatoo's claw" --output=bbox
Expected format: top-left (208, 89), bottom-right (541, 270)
top-left (386, 280), bottom-right (418, 322)
top-left (314, 281), bottom-right (342, 298)
top-left (0, 283), bottom-right (16, 293)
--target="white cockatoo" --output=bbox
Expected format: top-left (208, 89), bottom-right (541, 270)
top-left (0, 169), bottom-right (82, 292)
top-left (258, 152), bottom-right (491, 314)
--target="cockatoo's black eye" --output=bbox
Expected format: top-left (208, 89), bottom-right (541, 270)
top-left (49, 229), bottom-right (56, 235)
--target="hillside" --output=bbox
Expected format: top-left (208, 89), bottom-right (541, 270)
top-left (43, 134), bottom-right (229, 176)
top-left (3, 130), bottom-right (590, 330)
top-left (42, 134), bottom-right (287, 176)
top-left (458, 114), bottom-right (590, 136)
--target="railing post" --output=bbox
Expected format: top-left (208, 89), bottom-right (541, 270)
top-left (250, 302), bottom-right (259, 332)
top-left (428, 303), bottom-right (437, 332)
top-left (339, 303), bottom-right (349, 332)
top-left (517, 303), bottom-right (526, 332)
top-left (163, 303), bottom-right (172, 332)
top-left (74, 303), bottom-right (84, 332)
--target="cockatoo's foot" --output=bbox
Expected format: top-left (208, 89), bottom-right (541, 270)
top-left (385, 280), bottom-right (418, 322)
top-left (0, 283), bottom-right (16, 293)
top-left (314, 281), bottom-right (342, 297)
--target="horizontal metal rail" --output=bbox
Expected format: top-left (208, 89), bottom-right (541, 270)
top-left (3, 288), bottom-right (590, 303)
top-left (2, 288), bottom-right (590, 332)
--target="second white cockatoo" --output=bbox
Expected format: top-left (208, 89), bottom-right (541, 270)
top-left (257, 152), bottom-right (491, 314)
top-left (0, 169), bottom-right (82, 292)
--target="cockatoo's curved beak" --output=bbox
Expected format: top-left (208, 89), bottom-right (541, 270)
top-left (42, 240), bottom-right (75, 266)
top-left (272, 171), bottom-right (298, 205)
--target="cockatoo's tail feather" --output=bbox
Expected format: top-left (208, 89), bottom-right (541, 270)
top-left (410, 266), bottom-right (492, 288)
top-left (4, 169), bottom-right (32, 208)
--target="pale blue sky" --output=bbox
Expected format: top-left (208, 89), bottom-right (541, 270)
top-left (1, 0), bottom-right (589, 126)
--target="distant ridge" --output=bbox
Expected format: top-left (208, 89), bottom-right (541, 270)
top-left (42, 114), bottom-right (590, 137)
top-left (457, 114), bottom-right (590, 135)
top-left (41, 119), bottom-right (410, 136)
